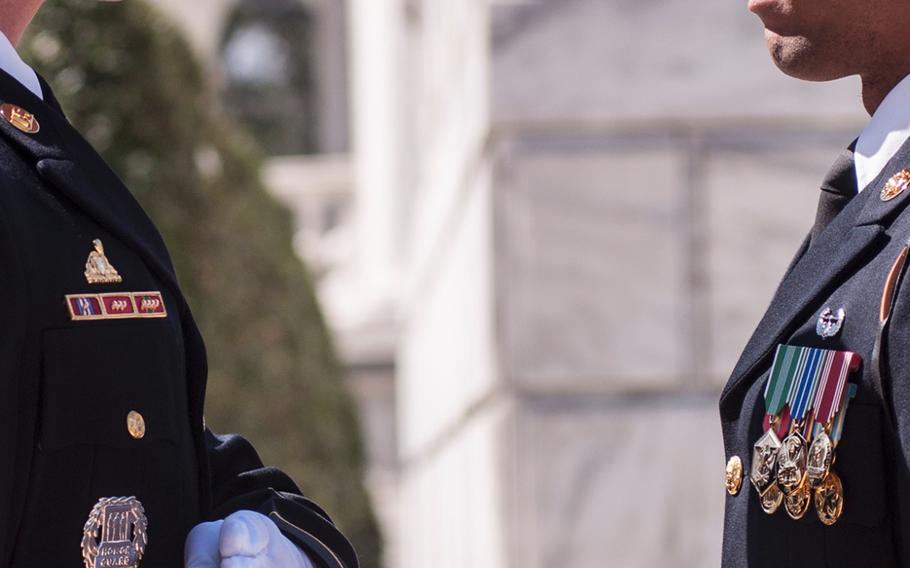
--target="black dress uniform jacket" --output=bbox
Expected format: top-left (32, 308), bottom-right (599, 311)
top-left (718, 138), bottom-right (910, 567)
top-left (0, 69), bottom-right (358, 568)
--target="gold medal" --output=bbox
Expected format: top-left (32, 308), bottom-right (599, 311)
top-left (777, 431), bottom-right (808, 494)
top-left (784, 481), bottom-right (812, 520)
top-left (815, 471), bottom-right (845, 526)
top-left (760, 483), bottom-right (783, 515)
top-left (806, 430), bottom-right (834, 488)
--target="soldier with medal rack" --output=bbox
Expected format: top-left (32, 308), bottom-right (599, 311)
top-left (720, 0), bottom-right (910, 565)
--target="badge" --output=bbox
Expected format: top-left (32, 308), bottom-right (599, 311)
top-left (882, 169), bottom-right (910, 202)
top-left (81, 496), bottom-right (148, 568)
top-left (816, 307), bottom-right (845, 339)
top-left (815, 471), bottom-right (845, 526)
top-left (806, 430), bottom-right (834, 487)
top-left (750, 429), bottom-right (781, 495)
top-left (777, 432), bottom-right (808, 494)
top-left (0, 103), bottom-right (39, 133)
top-left (85, 239), bottom-right (123, 284)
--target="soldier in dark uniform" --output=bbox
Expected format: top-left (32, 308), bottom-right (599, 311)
top-left (721, 0), bottom-right (910, 566)
top-left (0, 1), bottom-right (358, 567)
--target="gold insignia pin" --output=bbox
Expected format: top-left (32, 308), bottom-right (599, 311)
top-left (881, 169), bottom-right (910, 202)
top-left (84, 239), bottom-right (122, 284)
top-left (81, 496), bottom-right (148, 568)
top-left (0, 103), bottom-right (39, 134)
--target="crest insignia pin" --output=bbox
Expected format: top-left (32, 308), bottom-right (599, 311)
top-left (0, 103), bottom-right (39, 134)
top-left (81, 496), bottom-right (148, 568)
top-left (816, 307), bottom-right (845, 339)
top-left (882, 169), bottom-right (910, 201)
top-left (85, 239), bottom-right (122, 284)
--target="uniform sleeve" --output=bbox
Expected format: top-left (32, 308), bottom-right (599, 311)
top-left (205, 430), bottom-right (359, 568)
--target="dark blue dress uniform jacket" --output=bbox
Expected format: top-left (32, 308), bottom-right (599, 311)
top-left (0, 68), bottom-right (358, 568)
top-left (719, 140), bottom-right (910, 567)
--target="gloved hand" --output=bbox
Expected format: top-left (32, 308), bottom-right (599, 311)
top-left (185, 510), bottom-right (314, 568)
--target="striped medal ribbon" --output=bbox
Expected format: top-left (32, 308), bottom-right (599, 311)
top-left (752, 345), bottom-right (803, 505)
top-left (812, 383), bottom-right (858, 526)
top-left (806, 350), bottom-right (859, 488)
top-left (777, 347), bottom-right (826, 498)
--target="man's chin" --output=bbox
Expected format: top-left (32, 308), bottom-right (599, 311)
top-left (765, 30), bottom-right (841, 82)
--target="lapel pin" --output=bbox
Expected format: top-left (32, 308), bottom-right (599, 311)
top-left (816, 307), bottom-right (845, 338)
top-left (881, 169), bottom-right (910, 201)
top-left (84, 239), bottom-right (122, 284)
top-left (0, 103), bottom-right (39, 134)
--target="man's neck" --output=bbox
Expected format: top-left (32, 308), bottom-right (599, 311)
top-left (861, 67), bottom-right (910, 115)
top-left (0, 0), bottom-right (43, 48)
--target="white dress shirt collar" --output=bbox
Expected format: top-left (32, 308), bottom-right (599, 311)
top-left (855, 73), bottom-right (910, 192)
top-left (0, 31), bottom-right (42, 101)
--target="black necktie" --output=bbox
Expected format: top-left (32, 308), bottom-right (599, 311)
top-left (811, 145), bottom-right (857, 241)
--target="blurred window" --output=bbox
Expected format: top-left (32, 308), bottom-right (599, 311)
top-left (220, 0), bottom-right (317, 156)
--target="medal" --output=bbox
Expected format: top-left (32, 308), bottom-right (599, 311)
top-left (751, 346), bottom-right (801, 499)
top-left (806, 430), bottom-right (834, 487)
top-left (760, 483), bottom-right (784, 515)
top-left (815, 470), bottom-right (845, 525)
top-left (777, 348), bottom-right (825, 494)
top-left (811, 383), bottom-right (857, 526)
top-left (784, 481), bottom-right (812, 520)
top-left (806, 349), bottom-right (853, 486)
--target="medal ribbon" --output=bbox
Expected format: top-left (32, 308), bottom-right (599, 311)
top-left (764, 345), bottom-right (802, 416)
top-left (790, 347), bottom-right (825, 425)
top-left (813, 351), bottom-right (858, 426)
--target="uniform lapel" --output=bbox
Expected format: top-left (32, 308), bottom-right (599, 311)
top-left (718, 148), bottom-right (910, 416)
top-left (0, 69), bottom-right (180, 295)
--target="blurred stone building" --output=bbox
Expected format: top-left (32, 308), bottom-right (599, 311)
top-left (151, 0), bottom-right (866, 566)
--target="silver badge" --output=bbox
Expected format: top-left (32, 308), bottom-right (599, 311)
top-left (816, 307), bottom-right (845, 339)
top-left (807, 430), bottom-right (834, 488)
top-left (81, 496), bottom-right (148, 568)
top-left (750, 428), bottom-right (782, 494)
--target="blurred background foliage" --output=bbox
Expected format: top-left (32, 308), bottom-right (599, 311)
top-left (21, 0), bottom-right (380, 565)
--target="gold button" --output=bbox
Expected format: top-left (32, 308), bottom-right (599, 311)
top-left (725, 455), bottom-right (743, 496)
top-left (0, 103), bottom-right (39, 134)
top-left (127, 411), bottom-right (146, 440)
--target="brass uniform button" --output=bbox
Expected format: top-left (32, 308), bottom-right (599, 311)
top-left (0, 103), bottom-right (39, 134)
top-left (725, 455), bottom-right (744, 495)
top-left (127, 411), bottom-right (146, 440)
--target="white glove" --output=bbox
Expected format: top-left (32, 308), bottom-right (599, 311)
top-left (185, 510), bottom-right (315, 568)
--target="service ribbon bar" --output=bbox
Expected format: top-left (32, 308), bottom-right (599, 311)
top-left (66, 291), bottom-right (167, 321)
